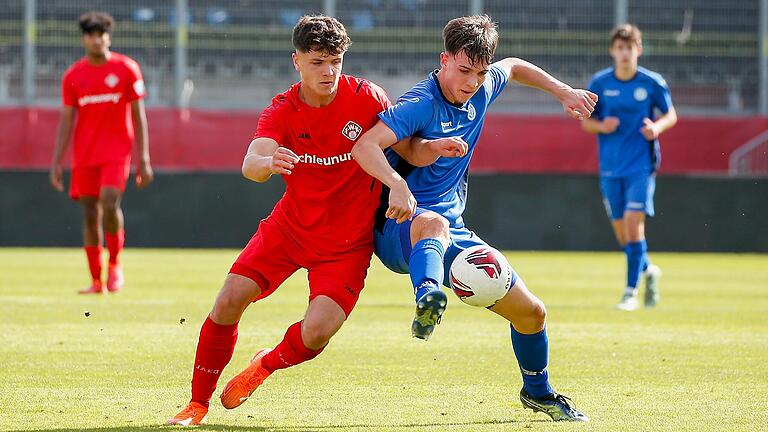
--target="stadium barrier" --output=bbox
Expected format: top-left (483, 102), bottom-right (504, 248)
top-left (1, 171), bottom-right (765, 252)
top-left (1, 107), bottom-right (767, 174)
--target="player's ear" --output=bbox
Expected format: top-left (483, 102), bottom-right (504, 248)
top-left (292, 52), bottom-right (300, 72)
top-left (439, 52), bottom-right (448, 69)
top-left (636, 43), bottom-right (643, 58)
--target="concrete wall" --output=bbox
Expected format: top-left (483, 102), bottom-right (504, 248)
top-left (1, 171), bottom-right (765, 252)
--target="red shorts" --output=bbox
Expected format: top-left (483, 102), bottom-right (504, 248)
top-left (70, 160), bottom-right (131, 200)
top-left (230, 218), bottom-right (372, 317)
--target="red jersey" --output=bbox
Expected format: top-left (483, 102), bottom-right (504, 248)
top-left (255, 75), bottom-right (391, 255)
top-left (62, 52), bottom-right (145, 167)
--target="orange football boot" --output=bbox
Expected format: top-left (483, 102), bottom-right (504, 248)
top-left (78, 280), bottom-right (105, 294)
top-left (168, 401), bottom-right (208, 426)
top-left (220, 348), bottom-right (272, 409)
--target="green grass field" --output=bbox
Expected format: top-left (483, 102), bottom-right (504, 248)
top-left (1, 248), bottom-right (766, 432)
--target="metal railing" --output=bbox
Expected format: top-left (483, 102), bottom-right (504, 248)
top-left (2, 0), bottom-right (766, 115)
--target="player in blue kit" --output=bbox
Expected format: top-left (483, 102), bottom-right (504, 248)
top-left (352, 15), bottom-right (597, 422)
top-left (581, 24), bottom-right (677, 311)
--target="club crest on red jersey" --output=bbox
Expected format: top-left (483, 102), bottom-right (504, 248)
top-left (104, 73), bottom-right (120, 88)
top-left (342, 121), bottom-right (363, 141)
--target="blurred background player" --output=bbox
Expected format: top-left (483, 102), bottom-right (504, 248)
top-left (167, 15), bottom-right (461, 426)
top-left (49, 11), bottom-right (153, 294)
top-left (352, 15), bottom-right (595, 422)
top-left (581, 24), bottom-right (677, 311)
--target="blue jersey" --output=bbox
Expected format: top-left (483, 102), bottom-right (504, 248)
top-left (377, 65), bottom-right (509, 229)
top-left (588, 66), bottom-right (673, 178)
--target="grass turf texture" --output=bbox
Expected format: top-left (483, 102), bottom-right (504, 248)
top-left (1, 248), bottom-right (766, 432)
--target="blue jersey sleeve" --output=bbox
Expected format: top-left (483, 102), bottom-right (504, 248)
top-left (484, 64), bottom-right (510, 104)
top-left (652, 75), bottom-right (673, 114)
top-left (377, 92), bottom-right (434, 141)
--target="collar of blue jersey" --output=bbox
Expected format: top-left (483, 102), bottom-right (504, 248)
top-left (431, 70), bottom-right (467, 109)
top-left (611, 67), bottom-right (640, 83)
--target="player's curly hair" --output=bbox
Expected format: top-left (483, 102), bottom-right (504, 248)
top-left (292, 15), bottom-right (351, 55)
top-left (443, 15), bottom-right (498, 66)
top-left (611, 24), bottom-right (642, 47)
top-left (79, 11), bottom-right (114, 34)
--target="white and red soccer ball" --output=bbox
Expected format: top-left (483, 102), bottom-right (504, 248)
top-left (449, 245), bottom-right (514, 308)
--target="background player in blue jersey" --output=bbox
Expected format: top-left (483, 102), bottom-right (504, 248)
top-left (352, 15), bottom-right (597, 422)
top-left (581, 24), bottom-right (677, 311)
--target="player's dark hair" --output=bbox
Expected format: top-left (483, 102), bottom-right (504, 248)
top-left (443, 15), bottom-right (498, 66)
top-left (611, 24), bottom-right (642, 47)
top-left (79, 11), bottom-right (114, 34)
top-left (292, 15), bottom-right (351, 55)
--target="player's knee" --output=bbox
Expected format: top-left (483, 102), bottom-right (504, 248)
top-left (81, 204), bottom-right (100, 225)
top-left (514, 299), bottom-right (547, 333)
top-left (414, 213), bottom-right (451, 244)
top-left (531, 300), bottom-right (547, 327)
top-left (83, 206), bottom-right (98, 220)
top-left (99, 195), bottom-right (120, 213)
top-left (301, 319), bottom-right (337, 350)
top-left (210, 288), bottom-right (249, 323)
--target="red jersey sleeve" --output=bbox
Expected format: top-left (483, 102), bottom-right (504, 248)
top-left (253, 95), bottom-right (288, 143)
top-left (123, 58), bottom-right (146, 102)
top-left (61, 69), bottom-right (78, 107)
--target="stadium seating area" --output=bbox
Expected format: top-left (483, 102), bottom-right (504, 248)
top-left (0, 0), bottom-right (760, 111)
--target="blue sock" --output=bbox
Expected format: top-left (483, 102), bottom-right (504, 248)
top-left (626, 241), bottom-right (646, 289)
top-left (641, 240), bottom-right (650, 272)
top-left (410, 238), bottom-right (445, 301)
top-left (510, 325), bottom-right (553, 398)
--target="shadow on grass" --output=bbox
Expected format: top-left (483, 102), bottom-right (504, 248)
top-left (8, 417), bottom-right (547, 431)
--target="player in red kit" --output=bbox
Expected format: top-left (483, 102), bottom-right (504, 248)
top-left (168, 15), bottom-right (465, 426)
top-left (49, 12), bottom-right (153, 294)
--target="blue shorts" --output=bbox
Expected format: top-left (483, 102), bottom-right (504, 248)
top-left (374, 208), bottom-right (518, 288)
top-left (599, 172), bottom-right (656, 220)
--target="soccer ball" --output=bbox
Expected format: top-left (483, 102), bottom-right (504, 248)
top-left (449, 245), bottom-right (514, 308)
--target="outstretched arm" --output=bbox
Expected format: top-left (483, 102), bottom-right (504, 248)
top-left (494, 57), bottom-right (598, 120)
top-left (242, 137), bottom-right (298, 183)
top-left (393, 136), bottom-right (468, 167)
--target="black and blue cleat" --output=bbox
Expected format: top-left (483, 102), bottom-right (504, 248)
top-left (519, 389), bottom-right (589, 422)
top-left (411, 288), bottom-right (447, 340)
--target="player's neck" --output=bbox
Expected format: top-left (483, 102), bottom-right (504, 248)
top-left (86, 51), bottom-right (111, 66)
top-left (298, 85), bottom-right (337, 108)
top-left (434, 70), bottom-right (461, 106)
top-left (614, 64), bottom-right (638, 81)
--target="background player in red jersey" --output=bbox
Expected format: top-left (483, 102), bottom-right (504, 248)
top-left (49, 12), bottom-right (153, 294)
top-left (168, 15), bottom-right (463, 426)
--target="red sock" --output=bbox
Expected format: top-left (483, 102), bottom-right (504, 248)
top-left (191, 316), bottom-right (239, 407)
top-left (261, 321), bottom-right (324, 373)
top-left (105, 229), bottom-right (124, 265)
top-left (84, 246), bottom-right (102, 282)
